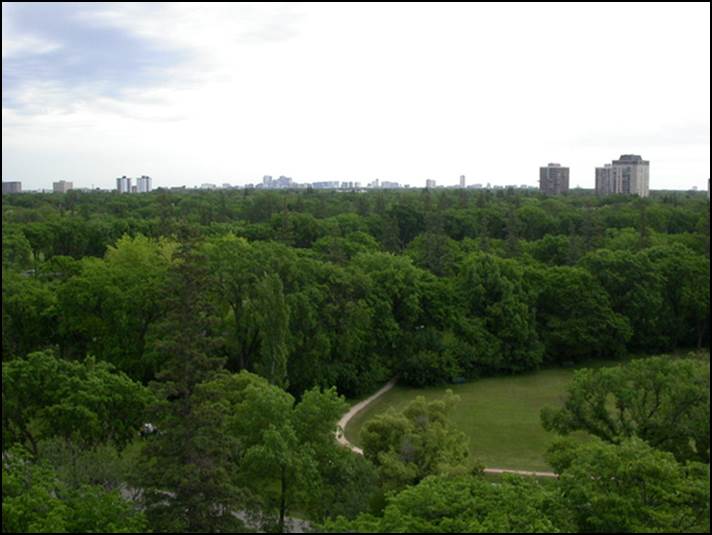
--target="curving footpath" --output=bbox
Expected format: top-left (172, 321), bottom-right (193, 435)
top-left (336, 378), bottom-right (398, 455)
top-left (335, 378), bottom-right (557, 478)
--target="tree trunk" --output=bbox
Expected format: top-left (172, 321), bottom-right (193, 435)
top-left (279, 466), bottom-right (287, 533)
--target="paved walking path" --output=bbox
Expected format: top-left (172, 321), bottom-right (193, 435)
top-left (335, 378), bottom-right (558, 478)
top-left (482, 467), bottom-right (557, 477)
top-left (336, 378), bottom-right (398, 455)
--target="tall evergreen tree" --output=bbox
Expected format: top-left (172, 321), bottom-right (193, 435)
top-left (136, 243), bottom-right (244, 532)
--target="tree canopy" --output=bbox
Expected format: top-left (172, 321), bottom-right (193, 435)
top-left (2, 188), bottom-right (709, 533)
top-left (542, 356), bottom-right (710, 462)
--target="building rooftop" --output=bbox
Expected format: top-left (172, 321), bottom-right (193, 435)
top-left (614, 154), bottom-right (649, 165)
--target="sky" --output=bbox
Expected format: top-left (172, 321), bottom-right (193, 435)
top-left (2, 2), bottom-right (710, 191)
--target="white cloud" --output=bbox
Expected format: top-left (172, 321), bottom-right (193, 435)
top-left (2, 34), bottom-right (62, 59)
top-left (2, 2), bottom-right (710, 190)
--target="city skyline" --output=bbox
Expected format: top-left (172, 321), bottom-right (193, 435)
top-left (3, 3), bottom-right (710, 191)
top-left (2, 158), bottom-right (709, 193)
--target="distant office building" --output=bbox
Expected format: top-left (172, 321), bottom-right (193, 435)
top-left (263, 175), bottom-right (273, 187)
top-left (381, 181), bottom-right (401, 189)
top-left (201, 183), bottom-right (217, 190)
top-left (2, 181), bottom-right (22, 194)
top-left (459, 175), bottom-right (466, 188)
top-left (313, 181), bottom-right (340, 189)
top-left (426, 179), bottom-right (436, 189)
top-left (272, 175), bottom-right (293, 188)
top-left (539, 163), bottom-right (570, 195)
top-left (53, 180), bottom-right (74, 193)
top-left (116, 176), bottom-right (131, 193)
top-left (596, 154), bottom-right (649, 197)
top-left (136, 175), bottom-right (152, 193)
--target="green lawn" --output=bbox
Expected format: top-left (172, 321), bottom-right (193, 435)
top-left (344, 363), bottom-right (614, 472)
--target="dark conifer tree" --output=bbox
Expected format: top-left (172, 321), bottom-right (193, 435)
top-left (136, 242), bottom-right (244, 532)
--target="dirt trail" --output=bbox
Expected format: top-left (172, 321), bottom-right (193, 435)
top-left (335, 378), bottom-right (558, 478)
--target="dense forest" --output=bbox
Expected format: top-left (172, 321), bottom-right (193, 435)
top-left (3, 188), bottom-right (710, 532)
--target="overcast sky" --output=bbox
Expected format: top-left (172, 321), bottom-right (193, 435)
top-left (2, 2), bottom-right (710, 190)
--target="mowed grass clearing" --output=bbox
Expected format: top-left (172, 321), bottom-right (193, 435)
top-left (344, 363), bottom-right (614, 472)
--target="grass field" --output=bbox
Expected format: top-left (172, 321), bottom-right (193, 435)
top-left (344, 363), bottom-right (617, 472)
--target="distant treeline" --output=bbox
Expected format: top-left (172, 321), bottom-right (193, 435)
top-left (3, 188), bottom-right (710, 396)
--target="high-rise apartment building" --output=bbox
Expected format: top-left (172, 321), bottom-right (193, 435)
top-left (426, 179), bottom-right (436, 189)
top-left (116, 176), bottom-right (132, 193)
top-left (136, 175), bottom-right (152, 193)
top-left (459, 175), bottom-right (466, 188)
top-left (595, 155), bottom-right (649, 197)
top-left (539, 163), bottom-right (569, 195)
top-left (2, 181), bottom-right (22, 194)
top-left (595, 164), bottom-right (619, 196)
top-left (53, 180), bottom-right (73, 193)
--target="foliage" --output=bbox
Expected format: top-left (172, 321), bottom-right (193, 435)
top-left (2, 271), bottom-right (58, 358)
top-left (57, 234), bottom-right (177, 381)
top-left (2, 446), bottom-right (147, 533)
top-left (361, 391), bottom-right (470, 490)
top-left (533, 266), bottom-right (631, 362)
top-left (252, 273), bottom-right (290, 388)
top-left (321, 473), bottom-right (568, 533)
top-left (455, 253), bottom-right (543, 373)
top-left (3, 190), bottom-right (709, 392)
top-left (2, 188), bottom-right (710, 532)
top-left (2, 350), bottom-right (154, 456)
top-left (542, 356), bottom-right (710, 462)
top-left (37, 437), bottom-right (136, 492)
top-left (578, 248), bottom-right (667, 351)
top-left (642, 244), bottom-right (710, 348)
top-left (198, 371), bottom-right (352, 531)
top-left (548, 437), bottom-right (710, 533)
top-left (136, 244), bottom-right (241, 533)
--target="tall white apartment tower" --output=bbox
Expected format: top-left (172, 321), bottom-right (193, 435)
top-left (116, 176), bottom-right (132, 193)
top-left (136, 175), bottom-right (152, 193)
